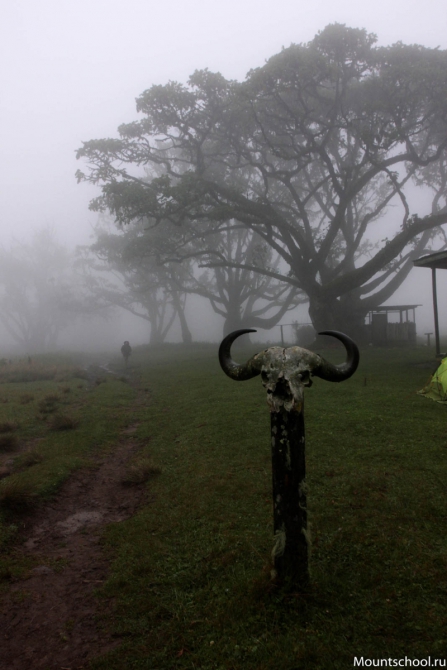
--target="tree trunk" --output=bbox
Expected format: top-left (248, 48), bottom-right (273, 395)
top-left (223, 306), bottom-right (255, 338)
top-left (223, 317), bottom-right (254, 348)
top-left (149, 325), bottom-right (164, 346)
top-left (270, 403), bottom-right (309, 590)
top-left (178, 309), bottom-right (192, 344)
top-left (308, 293), bottom-right (368, 344)
top-left (170, 291), bottom-right (192, 344)
top-left (223, 313), bottom-right (241, 337)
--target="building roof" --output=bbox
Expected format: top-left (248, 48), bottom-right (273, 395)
top-left (413, 250), bottom-right (447, 270)
top-left (370, 305), bottom-right (421, 312)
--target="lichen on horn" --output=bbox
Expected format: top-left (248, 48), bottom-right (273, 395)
top-left (219, 328), bottom-right (359, 394)
top-left (218, 329), bottom-right (261, 381)
top-left (312, 330), bottom-right (360, 382)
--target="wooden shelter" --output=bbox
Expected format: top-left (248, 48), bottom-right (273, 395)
top-left (413, 250), bottom-right (447, 356)
top-left (365, 305), bottom-right (420, 346)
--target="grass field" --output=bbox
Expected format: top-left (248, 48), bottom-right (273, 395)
top-left (0, 356), bottom-right (135, 557)
top-left (1, 343), bottom-right (447, 668)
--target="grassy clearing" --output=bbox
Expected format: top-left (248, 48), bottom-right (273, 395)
top-left (1, 344), bottom-right (446, 667)
top-left (0, 357), bottom-right (89, 384)
top-left (0, 354), bottom-right (136, 562)
top-left (82, 343), bottom-right (447, 669)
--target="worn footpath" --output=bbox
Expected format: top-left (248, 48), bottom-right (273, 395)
top-left (0, 367), bottom-right (151, 670)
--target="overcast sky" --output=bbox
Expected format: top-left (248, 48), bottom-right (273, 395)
top-left (1, 0), bottom-right (447, 333)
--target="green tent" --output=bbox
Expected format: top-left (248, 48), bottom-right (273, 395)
top-left (418, 358), bottom-right (447, 403)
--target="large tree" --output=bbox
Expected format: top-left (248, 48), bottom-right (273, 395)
top-left (76, 24), bottom-right (447, 339)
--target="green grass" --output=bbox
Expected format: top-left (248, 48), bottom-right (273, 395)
top-left (0, 353), bottom-right (136, 551)
top-left (87, 344), bottom-right (447, 669)
top-left (0, 357), bottom-right (88, 384)
top-left (1, 344), bottom-right (447, 667)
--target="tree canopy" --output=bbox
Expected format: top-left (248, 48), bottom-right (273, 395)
top-left (77, 24), bottom-right (447, 338)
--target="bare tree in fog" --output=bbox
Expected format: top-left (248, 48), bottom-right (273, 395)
top-left (77, 24), bottom-right (447, 341)
top-left (77, 222), bottom-right (193, 345)
top-left (0, 229), bottom-right (93, 353)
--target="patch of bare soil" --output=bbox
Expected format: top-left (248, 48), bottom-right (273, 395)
top-left (0, 421), bottom-right (151, 669)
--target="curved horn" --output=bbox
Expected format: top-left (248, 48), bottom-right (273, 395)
top-left (313, 330), bottom-right (359, 382)
top-left (218, 329), bottom-right (261, 381)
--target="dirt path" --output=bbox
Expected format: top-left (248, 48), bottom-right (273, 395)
top-left (0, 368), bottom-right (150, 670)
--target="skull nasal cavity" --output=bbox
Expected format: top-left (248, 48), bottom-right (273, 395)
top-left (273, 377), bottom-right (293, 398)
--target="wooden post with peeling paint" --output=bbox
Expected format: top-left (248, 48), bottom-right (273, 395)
top-left (270, 401), bottom-right (308, 588)
top-left (218, 328), bottom-right (359, 590)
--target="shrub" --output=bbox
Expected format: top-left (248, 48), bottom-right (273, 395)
top-left (37, 395), bottom-right (60, 415)
top-left (121, 457), bottom-right (162, 486)
top-left (0, 422), bottom-right (18, 434)
top-left (44, 393), bottom-right (60, 403)
top-left (0, 465), bottom-right (11, 480)
top-left (49, 414), bottom-right (79, 431)
top-left (0, 435), bottom-right (19, 452)
top-left (18, 451), bottom-right (43, 468)
top-left (0, 480), bottom-right (38, 511)
top-left (19, 394), bottom-right (34, 404)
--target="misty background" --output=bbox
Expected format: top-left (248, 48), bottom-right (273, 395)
top-left (1, 0), bottom-right (447, 354)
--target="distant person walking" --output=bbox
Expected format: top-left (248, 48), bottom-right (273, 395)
top-left (121, 341), bottom-right (132, 366)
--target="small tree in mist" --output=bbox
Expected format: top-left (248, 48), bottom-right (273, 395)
top-left (77, 24), bottom-right (447, 339)
top-left (81, 216), bottom-right (306, 340)
top-left (0, 229), bottom-right (93, 353)
top-left (77, 220), bottom-right (193, 345)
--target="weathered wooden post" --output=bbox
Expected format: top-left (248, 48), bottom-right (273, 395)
top-left (219, 329), bottom-right (359, 590)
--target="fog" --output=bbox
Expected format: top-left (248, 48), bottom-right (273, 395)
top-left (1, 0), bottom-right (447, 353)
